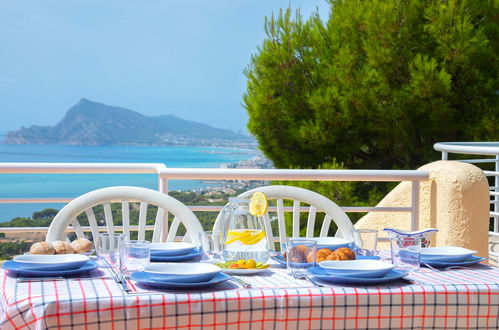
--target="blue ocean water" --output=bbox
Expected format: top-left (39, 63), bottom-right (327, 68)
top-left (0, 144), bottom-right (257, 222)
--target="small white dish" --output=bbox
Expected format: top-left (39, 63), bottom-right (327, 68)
top-left (319, 260), bottom-right (395, 278)
top-left (13, 254), bottom-right (90, 271)
top-left (143, 263), bottom-right (221, 283)
top-left (150, 242), bottom-right (197, 256)
top-left (420, 246), bottom-right (477, 263)
top-left (289, 237), bottom-right (352, 251)
top-left (221, 268), bottom-right (270, 275)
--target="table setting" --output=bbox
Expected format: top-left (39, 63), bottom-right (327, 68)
top-left (1, 193), bottom-right (498, 329)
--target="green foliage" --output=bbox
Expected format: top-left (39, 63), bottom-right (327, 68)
top-left (244, 0), bottom-right (498, 172)
top-left (0, 241), bottom-right (31, 260)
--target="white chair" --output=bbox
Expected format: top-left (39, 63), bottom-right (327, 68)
top-left (213, 185), bottom-right (355, 251)
top-left (46, 186), bottom-right (203, 244)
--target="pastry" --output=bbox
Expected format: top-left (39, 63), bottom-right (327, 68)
top-left (326, 247), bottom-right (356, 261)
top-left (29, 241), bottom-right (55, 255)
top-left (71, 238), bottom-right (93, 254)
top-left (52, 240), bottom-right (75, 254)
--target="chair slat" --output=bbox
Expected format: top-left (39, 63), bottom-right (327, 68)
top-left (138, 202), bottom-right (148, 241)
top-left (160, 211), bottom-right (169, 243)
top-left (320, 214), bottom-right (332, 237)
top-left (71, 217), bottom-right (85, 239)
top-left (292, 200), bottom-right (300, 238)
top-left (103, 202), bottom-right (114, 235)
top-left (152, 208), bottom-right (165, 243)
top-left (122, 200), bottom-right (130, 239)
top-left (85, 208), bottom-right (100, 243)
top-left (305, 205), bottom-right (317, 238)
top-left (276, 199), bottom-right (287, 249)
top-left (263, 213), bottom-right (275, 251)
top-left (167, 217), bottom-right (180, 242)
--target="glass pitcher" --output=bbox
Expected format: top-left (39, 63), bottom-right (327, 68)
top-left (219, 197), bottom-right (270, 263)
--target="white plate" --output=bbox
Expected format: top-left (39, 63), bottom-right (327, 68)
top-left (13, 254), bottom-right (89, 271)
top-left (319, 260), bottom-right (395, 278)
top-left (143, 263), bottom-right (221, 282)
top-left (298, 237), bottom-right (352, 250)
top-left (420, 246), bottom-right (477, 262)
top-left (221, 268), bottom-right (270, 275)
top-left (150, 242), bottom-right (197, 256)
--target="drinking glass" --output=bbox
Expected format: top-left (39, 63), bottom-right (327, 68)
top-left (351, 229), bottom-right (379, 256)
top-left (389, 236), bottom-right (421, 271)
top-left (286, 239), bottom-right (317, 277)
top-left (199, 231), bottom-right (223, 263)
top-left (97, 233), bottom-right (127, 267)
top-left (119, 240), bottom-right (151, 273)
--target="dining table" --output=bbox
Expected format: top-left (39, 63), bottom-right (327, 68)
top-left (1, 254), bottom-right (498, 330)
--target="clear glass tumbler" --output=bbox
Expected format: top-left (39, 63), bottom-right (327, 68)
top-left (389, 236), bottom-right (421, 271)
top-left (97, 233), bottom-right (127, 268)
top-left (286, 238), bottom-right (317, 277)
top-left (199, 231), bottom-right (223, 263)
top-left (351, 229), bottom-right (379, 256)
top-left (119, 240), bottom-right (151, 273)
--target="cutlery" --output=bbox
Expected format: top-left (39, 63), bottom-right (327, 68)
top-left (16, 276), bottom-right (114, 283)
top-left (423, 263), bottom-right (468, 272)
top-left (231, 277), bottom-right (252, 288)
top-left (290, 270), bottom-right (324, 287)
top-left (101, 258), bottom-right (132, 293)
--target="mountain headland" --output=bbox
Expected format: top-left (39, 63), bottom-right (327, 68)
top-left (4, 99), bottom-right (255, 147)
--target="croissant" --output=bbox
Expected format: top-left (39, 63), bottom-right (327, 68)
top-left (326, 247), bottom-right (356, 261)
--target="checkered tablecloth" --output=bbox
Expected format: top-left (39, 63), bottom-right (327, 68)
top-left (1, 260), bottom-right (499, 330)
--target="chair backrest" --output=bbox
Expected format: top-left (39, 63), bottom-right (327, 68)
top-left (213, 185), bottom-right (354, 251)
top-left (46, 186), bottom-right (203, 244)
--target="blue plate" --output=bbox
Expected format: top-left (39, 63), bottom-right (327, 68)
top-left (308, 266), bottom-right (408, 285)
top-left (150, 242), bottom-right (197, 257)
top-left (422, 255), bottom-right (486, 268)
top-left (150, 248), bottom-right (202, 262)
top-left (131, 271), bottom-right (231, 289)
top-left (3, 260), bottom-right (99, 277)
top-left (270, 254), bottom-right (380, 266)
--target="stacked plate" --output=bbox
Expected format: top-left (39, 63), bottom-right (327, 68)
top-left (3, 254), bottom-right (98, 277)
top-left (308, 260), bottom-right (408, 285)
top-left (420, 247), bottom-right (486, 267)
top-left (150, 242), bottom-right (202, 262)
top-left (131, 263), bottom-right (231, 289)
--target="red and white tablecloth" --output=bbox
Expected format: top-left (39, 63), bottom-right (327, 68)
top-left (1, 261), bottom-right (498, 330)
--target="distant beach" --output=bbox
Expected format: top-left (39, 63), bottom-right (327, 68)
top-left (0, 144), bottom-right (261, 222)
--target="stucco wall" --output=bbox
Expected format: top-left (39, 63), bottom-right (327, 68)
top-left (355, 161), bottom-right (490, 258)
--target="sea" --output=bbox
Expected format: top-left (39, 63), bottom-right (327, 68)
top-left (0, 144), bottom-right (258, 222)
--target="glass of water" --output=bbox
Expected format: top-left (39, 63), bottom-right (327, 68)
top-left (199, 231), bottom-right (223, 263)
top-left (351, 229), bottom-right (379, 256)
top-left (286, 239), bottom-right (317, 277)
top-left (389, 236), bottom-right (421, 271)
top-left (97, 233), bottom-right (127, 267)
top-left (119, 240), bottom-right (151, 273)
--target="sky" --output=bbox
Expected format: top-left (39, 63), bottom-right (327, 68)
top-left (0, 0), bottom-right (329, 135)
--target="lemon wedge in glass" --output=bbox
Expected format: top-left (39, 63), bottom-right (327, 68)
top-left (249, 192), bottom-right (268, 216)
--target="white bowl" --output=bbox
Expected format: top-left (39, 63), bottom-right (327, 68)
top-left (143, 263), bottom-right (221, 283)
top-left (150, 242), bottom-right (196, 256)
top-left (421, 247), bottom-right (476, 262)
top-left (13, 254), bottom-right (89, 271)
top-left (308, 237), bottom-right (352, 250)
top-left (319, 260), bottom-right (395, 278)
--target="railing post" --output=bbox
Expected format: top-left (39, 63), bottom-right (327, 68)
top-left (495, 155), bottom-right (499, 233)
top-left (411, 180), bottom-right (420, 231)
top-left (442, 151), bottom-right (448, 160)
top-left (157, 166), bottom-right (169, 243)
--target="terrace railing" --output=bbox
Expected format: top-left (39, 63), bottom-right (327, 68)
top-left (0, 163), bottom-right (429, 242)
top-left (434, 142), bottom-right (499, 259)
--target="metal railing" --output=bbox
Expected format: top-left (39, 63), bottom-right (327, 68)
top-left (434, 142), bottom-right (499, 258)
top-left (0, 163), bottom-right (429, 240)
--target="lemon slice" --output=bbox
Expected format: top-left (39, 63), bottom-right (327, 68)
top-left (249, 192), bottom-right (268, 216)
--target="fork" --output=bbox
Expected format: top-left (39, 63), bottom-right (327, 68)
top-left (423, 263), bottom-right (469, 272)
top-left (291, 269), bottom-right (324, 287)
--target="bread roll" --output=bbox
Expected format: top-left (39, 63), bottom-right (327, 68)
top-left (327, 247), bottom-right (356, 261)
top-left (29, 241), bottom-right (55, 255)
top-left (52, 240), bottom-right (75, 254)
top-left (71, 238), bottom-right (93, 254)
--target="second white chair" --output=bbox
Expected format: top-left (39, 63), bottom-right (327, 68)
top-left (214, 185), bottom-right (355, 251)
